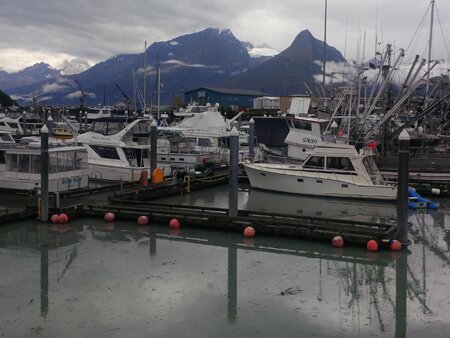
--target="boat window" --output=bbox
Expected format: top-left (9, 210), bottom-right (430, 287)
top-left (48, 151), bottom-right (82, 173)
top-left (303, 156), bottom-right (324, 169)
top-left (6, 154), bottom-right (18, 171)
top-left (0, 151), bottom-right (5, 164)
top-left (198, 138), bottom-right (211, 147)
top-left (326, 157), bottom-right (355, 171)
top-left (131, 121), bottom-right (151, 135)
top-left (91, 145), bottom-right (120, 159)
top-left (92, 121), bottom-right (125, 135)
top-left (30, 155), bottom-right (40, 173)
top-left (185, 137), bottom-right (197, 145)
top-left (106, 122), bottom-right (125, 135)
top-left (17, 154), bottom-right (31, 172)
top-left (0, 134), bottom-right (13, 142)
top-left (292, 120), bottom-right (312, 131)
top-left (9, 123), bottom-right (19, 129)
top-left (218, 137), bottom-right (230, 148)
top-left (124, 148), bottom-right (145, 167)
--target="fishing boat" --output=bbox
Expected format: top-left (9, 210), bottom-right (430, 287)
top-left (52, 126), bottom-right (74, 140)
top-left (243, 143), bottom-right (397, 200)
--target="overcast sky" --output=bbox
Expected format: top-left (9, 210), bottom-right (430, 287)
top-left (1, 0), bottom-right (449, 73)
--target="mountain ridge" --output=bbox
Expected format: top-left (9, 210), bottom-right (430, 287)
top-left (2, 28), bottom-right (347, 107)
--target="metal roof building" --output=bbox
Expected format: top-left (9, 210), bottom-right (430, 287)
top-left (184, 87), bottom-right (263, 110)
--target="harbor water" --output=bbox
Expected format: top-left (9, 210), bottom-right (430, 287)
top-left (1, 184), bottom-right (450, 337)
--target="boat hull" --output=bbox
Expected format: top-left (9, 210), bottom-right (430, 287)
top-left (244, 163), bottom-right (397, 200)
top-left (0, 171), bottom-right (89, 192)
top-left (87, 163), bottom-right (172, 182)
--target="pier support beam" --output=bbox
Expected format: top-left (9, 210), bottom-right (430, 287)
top-left (396, 129), bottom-right (410, 245)
top-left (395, 251), bottom-right (408, 337)
top-left (228, 127), bottom-right (239, 217)
top-left (150, 119), bottom-right (158, 181)
top-left (227, 245), bottom-right (237, 322)
top-left (149, 233), bottom-right (156, 258)
top-left (248, 118), bottom-right (255, 160)
top-left (40, 125), bottom-right (49, 223)
top-left (39, 224), bottom-right (49, 318)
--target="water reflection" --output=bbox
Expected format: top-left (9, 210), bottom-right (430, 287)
top-left (0, 206), bottom-right (450, 336)
top-left (246, 188), bottom-right (397, 222)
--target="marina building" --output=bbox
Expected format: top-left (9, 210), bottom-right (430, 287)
top-left (184, 87), bottom-right (263, 110)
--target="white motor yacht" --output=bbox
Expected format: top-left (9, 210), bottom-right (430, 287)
top-left (243, 143), bottom-right (397, 200)
top-left (0, 138), bottom-right (89, 192)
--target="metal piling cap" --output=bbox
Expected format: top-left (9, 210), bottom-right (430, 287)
top-left (398, 129), bottom-right (410, 141)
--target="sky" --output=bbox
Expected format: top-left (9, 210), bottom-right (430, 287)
top-left (1, 0), bottom-right (450, 73)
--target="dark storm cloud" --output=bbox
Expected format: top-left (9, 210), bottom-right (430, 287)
top-left (1, 0), bottom-right (449, 72)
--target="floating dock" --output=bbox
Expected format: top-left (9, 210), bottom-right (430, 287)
top-left (84, 200), bottom-right (397, 246)
top-left (0, 171), bottom-right (399, 247)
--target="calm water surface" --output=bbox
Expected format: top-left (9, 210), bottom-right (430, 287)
top-left (1, 184), bottom-right (450, 337)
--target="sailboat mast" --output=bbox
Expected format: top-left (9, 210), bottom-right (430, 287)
top-left (143, 40), bottom-right (147, 115)
top-left (322, 0), bottom-right (327, 92)
top-left (157, 59), bottom-right (161, 120)
top-left (132, 67), bottom-right (137, 113)
top-left (426, 0), bottom-right (435, 100)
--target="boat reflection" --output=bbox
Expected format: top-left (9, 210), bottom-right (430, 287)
top-left (1, 209), bottom-right (450, 337)
top-left (246, 188), bottom-right (398, 223)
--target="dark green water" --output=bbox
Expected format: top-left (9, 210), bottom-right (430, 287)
top-left (1, 185), bottom-right (450, 337)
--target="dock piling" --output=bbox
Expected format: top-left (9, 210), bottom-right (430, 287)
top-left (150, 119), bottom-right (158, 181)
top-left (248, 118), bottom-right (255, 160)
top-left (40, 125), bottom-right (49, 222)
top-left (228, 127), bottom-right (239, 217)
top-left (396, 129), bottom-right (410, 245)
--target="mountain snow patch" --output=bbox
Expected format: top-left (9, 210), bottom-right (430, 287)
top-left (248, 46), bottom-right (279, 58)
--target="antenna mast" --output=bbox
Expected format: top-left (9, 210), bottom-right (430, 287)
top-left (426, 0), bottom-right (435, 103)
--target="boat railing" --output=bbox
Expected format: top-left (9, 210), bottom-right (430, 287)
top-left (408, 144), bottom-right (446, 158)
top-left (259, 153), bottom-right (303, 166)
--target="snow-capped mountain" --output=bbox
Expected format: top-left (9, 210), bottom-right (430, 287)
top-left (59, 58), bottom-right (92, 75)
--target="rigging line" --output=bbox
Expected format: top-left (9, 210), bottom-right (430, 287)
top-left (435, 6), bottom-right (450, 62)
top-left (404, 3), bottom-right (431, 56)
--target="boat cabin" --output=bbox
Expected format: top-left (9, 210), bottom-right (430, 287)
top-left (0, 144), bottom-right (89, 192)
top-left (284, 116), bottom-right (329, 160)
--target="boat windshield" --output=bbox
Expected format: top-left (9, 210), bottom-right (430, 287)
top-left (303, 156), bottom-right (324, 169)
top-left (326, 157), bottom-right (355, 171)
top-left (91, 121), bottom-right (126, 135)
